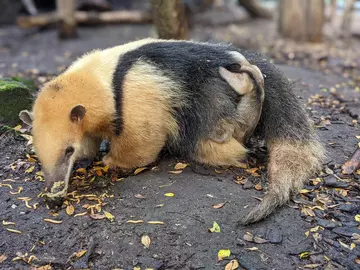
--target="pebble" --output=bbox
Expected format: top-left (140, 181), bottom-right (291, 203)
top-left (338, 204), bottom-right (359, 213)
top-left (323, 176), bottom-right (349, 188)
top-left (316, 218), bottom-right (339, 229)
top-left (332, 227), bottom-right (360, 237)
top-left (266, 228), bottom-right (283, 244)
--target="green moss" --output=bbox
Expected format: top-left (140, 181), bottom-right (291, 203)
top-left (0, 78), bottom-right (34, 125)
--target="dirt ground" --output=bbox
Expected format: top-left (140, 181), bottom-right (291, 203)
top-left (1, 5), bottom-right (360, 270)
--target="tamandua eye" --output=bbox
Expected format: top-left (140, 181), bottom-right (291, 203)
top-left (65, 146), bottom-right (75, 157)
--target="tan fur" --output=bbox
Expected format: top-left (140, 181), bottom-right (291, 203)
top-left (242, 137), bottom-right (326, 224)
top-left (103, 60), bottom-right (184, 169)
top-left (195, 137), bottom-right (248, 167)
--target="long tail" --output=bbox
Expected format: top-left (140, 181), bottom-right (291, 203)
top-left (237, 50), bottom-right (326, 225)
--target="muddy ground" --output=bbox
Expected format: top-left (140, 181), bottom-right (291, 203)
top-left (1, 5), bottom-right (360, 270)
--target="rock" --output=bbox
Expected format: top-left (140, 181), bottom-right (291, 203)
top-left (0, 78), bottom-right (34, 126)
top-left (266, 227), bottom-right (283, 244)
top-left (332, 227), bottom-right (360, 237)
top-left (316, 218), bottom-right (339, 229)
top-left (338, 204), bottom-right (360, 213)
top-left (323, 176), bottom-right (349, 188)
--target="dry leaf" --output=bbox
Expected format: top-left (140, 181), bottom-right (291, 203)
top-left (6, 228), bottom-right (22, 234)
top-left (174, 162), bottom-right (188, 170)
top-left (43, 218), bottom-right (62, 224)
top-left (246, 247), bottom-right (258, 251)
top-left (134, 167), bottom-right (147, 175)
top-left (254, 236), bottom-right (268, 244)
top-left (9, 186), bottom-right (23, 195)
top-left (355, 214), bottom-right (360, 222)
top-left (76, 168), bottom-right (87, 174)
top-left (104, 211), bottom-right (114, 222)
top-left (20, 134), bottom-right (33, 145)
top-left (225, 259), bottom-right (239, 270)
top-left (254, 184), bottom-right (263, 191)
top-left (127, 220), bottom-right (144, 224)
top-left (168, 170), bottom-right (182, 174)
top-left (208, 221), bottom-right (221, 233)
top-left (301, 207), bottom-right (315, 217)
top-left (212, 202), bottom-right (227, 209)
top-left (75, 250), bottom-right (87, 258)
top-left (147, 221), bottom-right (164, 225)
top-left (164, 193), bottom-right (174, 197)
top-left (35, 265), bottom-right (52, 270)
top-left (2, 220), bottom-right (15, 226)
top-left (243, 232), bottom-right (254, 242)
top-left (0, 254), bottom-right (7, 263)
top-left (66, 205), bottom-right (74, 216)
top-left (303, 264), bottom-right (322, 269)
top-left (74, 212), bottom-right (87, 217)
top-left (90, 213), bottom-right (106, 220)
top-left (141, 235), bottom-right (151, 248)
top-left (246, 167), bottom-right (260, 176)
top-left (135, 194), bottom-right (146, 199)
top-left (25, 166), bottom-right (35, 173)
top-left (217, 249), bottom-right (231, 261)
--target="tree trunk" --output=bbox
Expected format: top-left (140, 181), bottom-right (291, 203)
top-left (57, 0), bottom-right (77, 39)
top-left (341, 0), bottom-right (356, 41)
top-left (278, 0), bottom-right (325, 42)
top-left (151, 0), bottom-right (188, 40)
top-left (238, 0), bottom-right (272, 19)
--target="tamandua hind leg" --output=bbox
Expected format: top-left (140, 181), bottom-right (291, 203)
top-left (195, 137), bottom-right (247, 167)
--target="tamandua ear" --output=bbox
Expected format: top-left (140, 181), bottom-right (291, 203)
top-left (19, 110), bottom-right (34, 126)
top-left (70, 105), bottom-right (86, 123)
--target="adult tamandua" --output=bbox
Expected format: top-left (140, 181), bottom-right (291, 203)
top-left (19, 38), bottom-right (325, 224)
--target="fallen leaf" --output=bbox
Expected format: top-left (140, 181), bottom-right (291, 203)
top-left (43, 218), bottom-right (62, 224)
top-left (25, 166), bottom-right (35, 173)
top-left (246, 167), bottom-right (260, 176)
top-left (90, 213), bottom-right (106, 220)
top-left (303, 264), bottom-right (322, 269)
top-left (141, 235), bottom-right (151, 248)
top-left (212, 202), bottom-right (227, 209)
top-left (168, 170), bottom-right (182, 174)
top-left (28, 255), bottom-right (38, 263)
top-left (164, 193), bottom-right (174, 197)
top-left (0, 254), bottom-right (8, 263)
top-left (299, 251), bottom-right (310, 259)
top-left (127, 220), bottom-right (144, 224)
top-left (134, 167), bottom-right (147, 175)
top-left (301, 207), bottom-right (315, 217)
top-left (9, 186), bottom-right (23, 195)
top-left (74, 212), bottom-right (87, 217)
top-left (174, 162), bottom-right (188, 170)
top-left (75, 250), bottom-right (87, 258)
top-left (6, 228), bottom-right (22, 234)
top-left (2, 220), bottom-right (15, 226)
top-left (339, 240), bottom-right (355, 250)
top-left (254, 236), bottom-right (268, 244)
top-left (20, 134), bottom-right (33, 145)
top-left (147, 221), bottom-right (164, 225)
top-left (356, 257), bottom-right (360, 264)
top-left (104, 211), bottom-right (114, 222)
top-left (35, 264), bottom-right (52, 270)
top-left (243, 232), bottom-right (254, 242)
top-left (76, 168), bottom-right (87, 174)
top-left (135, 194), bottom-right (146, 199)
top-left (355, 214), bottom-right (360, 222)
top-left (225, 259), bottom-right (239, 270)
top-left (254, 184), bottom-right (263, 191)
top-left (208, 221), bottom-right (221, 233)
top-left (218, 249), bottom-right (231, 261)
top-left (246, 247), bottom-right (258, 251)
top-left (66, 205), bottom-right (74, 216)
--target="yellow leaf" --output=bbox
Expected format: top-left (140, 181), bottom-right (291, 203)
top-left (339, 240), bottom-right (354, 250)
top-left (225, 259), bottom-right (239, 270)
top-left (300, 189), bottom-right (312, 194)
top-left (164, 193), bottom-right (174, 197)
top-left (134, 167), bottom-right (147, 175)
top-left (0, 183), bottom-right (13, 189)
top-left (245, 167), bottom-right (260, 176)
top-left (212, 202), bottom-right (227, 209)
top-left (208, 221), bottom-right (221, 233)
top-left (309, 226), bottom-right (321, 232)
top-left (246, 247), bottom-right (258, 251)
top-left (301, 207), bottom-right (315, 217)
top-left (75, 250), bottom-right (87, 258)
top-left (168, 170), bottom-right (182, 174)
top-left (299, 251), bottom-right (310, 259)
top-left (9, 186), bottom-right (23, 195)
top-left (43, 218), bottom-right (62, 224)
top-left (355, 214), bottom-right (360, 222)
top-left (147, 221), bottom-right (164, 225)
top-left (76, 168), bottom-right (87, 174)
top-left (104, 211), bottom-right (114, 222)
top-left (174, 162), bottom-right (188, 170)
top-left (127, 220), bottom-right (144, 224)
top-left (305, 231), bottom-right (310, 238)
top-left (254, 183), bottom-right (263, 191)
top-left (141, 235), bottom-right (151, 248)
top-left (27, 255), bottom-right (38, 264)
top-left (217, 249), bottom-right (231, 261)
top-left (25, 166), bottom-right (35, 173)
top-left (74, 212), bottom-right (87, 217)
top-left (2, 220), bottom-right (16, 226)
top-left (6, 228), bottom-right (22, 234)
top-left (13, 125), bottom-right (22, 131)
top-left (66, 205), bottom-right (75, 216)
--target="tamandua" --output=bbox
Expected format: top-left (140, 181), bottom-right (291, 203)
top-left (19, 38), bottom-right (325, 224)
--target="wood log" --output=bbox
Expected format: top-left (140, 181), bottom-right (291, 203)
top-left (278, 0), bottom-right (325, 42)
top-left (57, 0), bottom-right (77, 39)
top-left (16, 10), bottom-right (152, 29)
top-left (151, 0), bottom-right (188, 40)
top-left (238, 0), bottom-right (272, 19)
